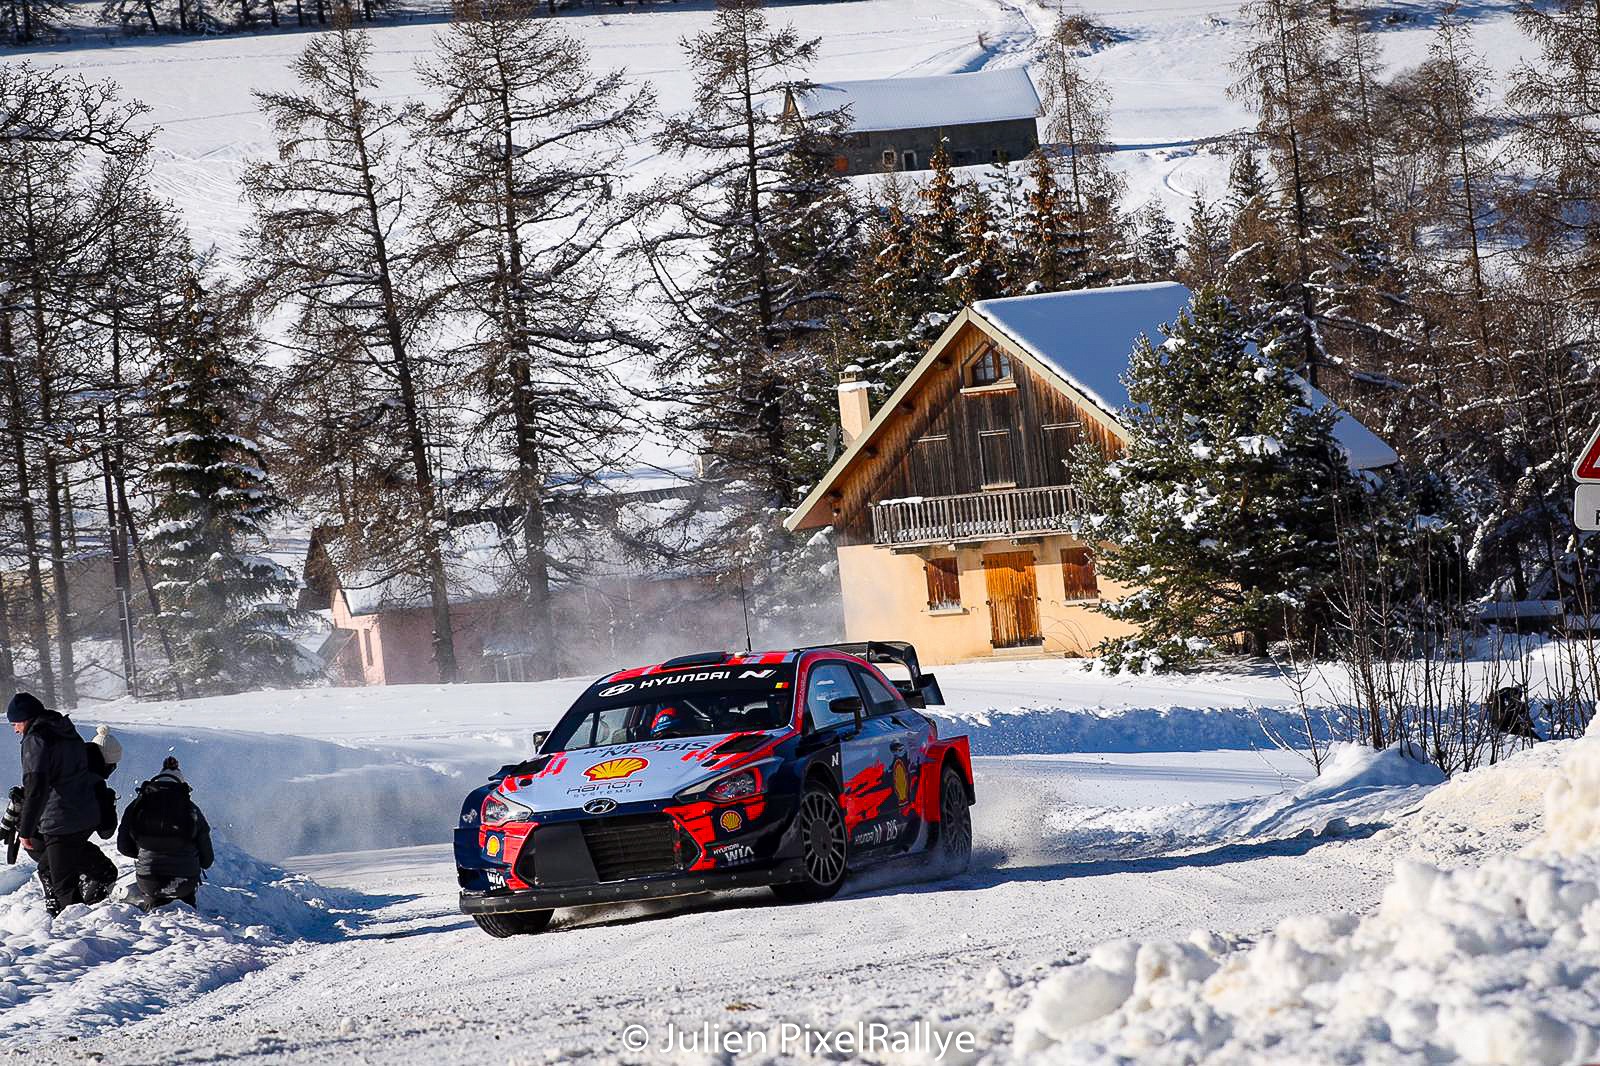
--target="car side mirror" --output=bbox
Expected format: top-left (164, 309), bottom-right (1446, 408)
top-left (829, 696), bottom-right (864, 730)
top-left (529, 730), bottom-right (550, 754)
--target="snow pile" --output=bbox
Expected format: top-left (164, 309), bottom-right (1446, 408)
top-left (1008, 738), bottom-right (1600, 1065)
top-left (0, 837), bottom-right (363, 1044)
top-left (935, 704), bottom-right (1332, 755)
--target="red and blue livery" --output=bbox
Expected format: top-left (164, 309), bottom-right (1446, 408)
top-left (456, 642), bottom-right (974, 937)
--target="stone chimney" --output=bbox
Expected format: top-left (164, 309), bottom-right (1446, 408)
top-left (837, 365), bottom-right (872, 447)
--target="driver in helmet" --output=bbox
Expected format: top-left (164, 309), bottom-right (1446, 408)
top-left (648, 705), bottom-right (683, 738)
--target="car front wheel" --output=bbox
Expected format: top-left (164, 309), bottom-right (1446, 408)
top-left (772, 784), bottom-right (848, 903)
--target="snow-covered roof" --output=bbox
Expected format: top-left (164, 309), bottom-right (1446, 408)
top-left (792, 67), bottom-right (1040, 133)
top-left (972, 283), bottom-right (1399, 471)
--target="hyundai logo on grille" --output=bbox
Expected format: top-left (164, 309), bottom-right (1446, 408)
top-left (583, 798), bottom-right (618, 815)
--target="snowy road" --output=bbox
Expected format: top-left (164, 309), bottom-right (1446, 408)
top-left (24, 751), bottom-right (1396, 1065)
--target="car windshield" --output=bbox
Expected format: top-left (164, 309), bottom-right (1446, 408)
top-left (543, 691), bottom-right (793, 753)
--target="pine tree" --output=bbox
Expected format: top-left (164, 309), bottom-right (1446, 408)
top-left (1014, 150), bottom-right (1075, 293)
top-left (416, 0), bottom-right (656, 679)
top-left (1130, 199), bottom-right (1178, 281)
top-left (845, 176), bottom-right (941, 395)
top-left (1072, 287), bottom-right (1362, 670)
top-left (645, 0), bottom-right (857, 606)
top-left (245, 15), bottom-right (463, 682)
top-left (144, 280), bottom-right (299, 695)
top-left (1177, 192), bottom-right (1231, 288)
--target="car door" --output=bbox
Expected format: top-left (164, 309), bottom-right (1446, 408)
top-left (850, 665), bottom-right (929, 854)
top-left (800, 659), bottom-right (898, 857)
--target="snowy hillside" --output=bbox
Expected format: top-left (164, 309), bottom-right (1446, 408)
top-left (20, 0), bottom-right (1531, 259)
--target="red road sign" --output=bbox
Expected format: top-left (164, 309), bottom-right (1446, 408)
top-left (1575, 425), bottom-right (1600, 482)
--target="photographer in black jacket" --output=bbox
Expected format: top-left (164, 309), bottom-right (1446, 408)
top-left (8, 692), bottom-right (104, 918)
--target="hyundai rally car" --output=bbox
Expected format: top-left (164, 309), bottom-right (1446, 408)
top-left (456, 642), bottom-right (974, 937)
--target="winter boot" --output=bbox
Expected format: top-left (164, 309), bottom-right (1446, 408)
top-left (37, 871), bottom-right (61, 918)
top-left (79, 873), bottom-right (114, 906)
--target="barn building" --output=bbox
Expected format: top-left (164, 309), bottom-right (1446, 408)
top-left (784, 282), bottom-right (1397, 666)
top-left (784, 67), bottom-right (1040, 176)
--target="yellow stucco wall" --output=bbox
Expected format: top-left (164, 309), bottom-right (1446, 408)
top-left (835, 537), bottom-right (1138, 666)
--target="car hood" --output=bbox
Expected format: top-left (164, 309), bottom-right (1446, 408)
top-left (494, 733), bottom-right (778, 813)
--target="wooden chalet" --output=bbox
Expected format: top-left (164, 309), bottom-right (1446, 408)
top-left (785, 282), bottom-right (1397, 665)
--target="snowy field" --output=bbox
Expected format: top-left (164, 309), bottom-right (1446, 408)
top-left (3, 658), bottom-right (1594, 1064)
top-left (17, 0), bottom-right (1533, 260)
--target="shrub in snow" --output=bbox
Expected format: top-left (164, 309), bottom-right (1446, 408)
top-left (1009, 736), bottom-right (1600, 1064)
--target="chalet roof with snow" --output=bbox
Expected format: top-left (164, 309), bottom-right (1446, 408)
top-left (790, 67), bottom-right (1040, 133)
top-left (785, 281), bottom-right (1397, 534)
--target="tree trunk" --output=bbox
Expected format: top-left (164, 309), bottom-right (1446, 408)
top-left (0, 572), bottom-right (17, 707)
top-left (40, 448), bottom-right (77, 709)
top-left (99, 408), bottom-right (136, 696)
top-left (1, 320), bottom-right (55, 706)
top-left (347, 68), bottom-right (458, 682)
top-left (494, 80), bottom-right (557, 679)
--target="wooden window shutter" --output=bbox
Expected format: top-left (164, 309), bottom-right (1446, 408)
top-left (924, 557), bottom-right (961, 610)
top-left (1061, 547), bottom-right (1098, 600)
top-left (979, 430), bottom-right (1015, 487)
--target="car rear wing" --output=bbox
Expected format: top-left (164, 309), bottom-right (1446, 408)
top-left (804, 640), bottom-right (945, 708)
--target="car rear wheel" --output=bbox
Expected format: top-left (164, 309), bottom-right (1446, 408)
top-left (772, 784), bottom-right (848, 903)
top-left (472, 908), bottom-right (554, 938)
top-left (931, 765), bottom-right (972, 875)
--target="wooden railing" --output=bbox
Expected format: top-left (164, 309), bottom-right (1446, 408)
top-left (871, 486), bottom-right (1085, 547)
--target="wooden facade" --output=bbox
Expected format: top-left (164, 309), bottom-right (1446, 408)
top-left (817, 321), bottom-right (1119, 547)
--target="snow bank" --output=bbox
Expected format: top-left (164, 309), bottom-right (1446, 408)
top-left (1007, 738), bottom-right (1600, 1065)
top-left (935, 704), bottom-right (1330, 755)
top-left (91, 723), bottom-right (465, 858)
top-left (0, 837), bottom-right (362, 1044)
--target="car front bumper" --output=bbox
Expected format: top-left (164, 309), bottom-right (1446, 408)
top-left (459, 857), bottom-right (806, 913)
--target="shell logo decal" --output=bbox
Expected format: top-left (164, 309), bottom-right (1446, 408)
top-left (583, 756), bottom-right (650, 781)
top-left (719, 809), bottom-right (743, 832)
top-left (893, 759), bottom-right (910, 805)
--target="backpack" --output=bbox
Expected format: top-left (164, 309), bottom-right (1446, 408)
top-left (131, 781), bottom-right (196, 842)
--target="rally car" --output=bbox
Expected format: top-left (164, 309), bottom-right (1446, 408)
top-left (455, 642), bottom-right (974, 937)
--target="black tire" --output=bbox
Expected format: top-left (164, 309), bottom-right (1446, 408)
top-left (472, 908), bottom-right (554, 938)
top-left (931, 765), bottom-right (972, 875)
top-left (772, 783), bottom-right (849, 903)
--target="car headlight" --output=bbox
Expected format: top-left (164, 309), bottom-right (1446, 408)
top-left (482, 791), bottom-right (535, 824)
top-left (677, 760), bottom-right (774, 804)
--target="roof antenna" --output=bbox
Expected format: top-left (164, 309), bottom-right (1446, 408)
top-left (737, 568), bottom-right (754, 654)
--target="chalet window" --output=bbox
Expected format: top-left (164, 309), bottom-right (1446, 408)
top-left (1042, 421), bottom-right (1083, 480)
top-left (1061, 547), bottom-right (1099, 601)
top-left (924, 557), bottom-right (961, 610)
top-left (911, 434), bottom-right (949, 486)
top-left (979, 429), bottom-right (1015, 487)
top-left (968, 344), bottom-right (1012, 387)
top-left (902, 150), bottom-right (917, 171)
top-left (882, 149), bottom-right (897, 171)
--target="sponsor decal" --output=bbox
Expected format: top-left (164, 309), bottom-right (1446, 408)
top-left (851, 820), bottom-right (905, 848)
top-left (892, 760), bottom-right (910, 805)
top-left (712, 842), bottom-right (755, 864)
top-left (566, 780), bottom-right (644, 798)
top-left (484, 833), bottom-right (503, 859)
top-left (584, 756), bottom-right (649, 781)
top-left (718, 809), bottom-right (743, 833)
top-left (737, 669), bottom-right (776, 679)
top-left (583, 798), bottom-right (618, 815)
top-left (599, 683), bottom-right (634, 697)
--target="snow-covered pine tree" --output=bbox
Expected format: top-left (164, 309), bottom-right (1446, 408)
top-left (845, 177), bottom-right (942, 397)
top-left (245, 15), bottom-right (463, 682)
top-left (1013, 150), bottom-right (1075, 293)
top-left (416, 0), bottom-right (656, 679)
top-left (644, 0), bottom-right (857, 631)
top-left (144, 279), bottom-right (299, 695)
top-left (1072, 287), bottom-right (1363, 671)
top-left (1130, 199), bottom-right (1178, 281)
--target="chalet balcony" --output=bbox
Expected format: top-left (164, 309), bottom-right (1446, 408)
top-left (870, 486), bottom-right (1086, 548)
